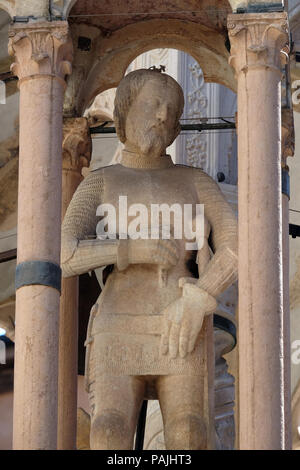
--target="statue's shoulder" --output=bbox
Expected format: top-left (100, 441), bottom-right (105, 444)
top-left (88, 163), bottom-right (124, 180)
top-left (90, 163), bottom-right (116, 175)
top-left (174, 164), bottom-right (203, 171)
top-left (174, 164), bottom-right (221, 195)
top-left (174, 164), bottom-right (214, 181)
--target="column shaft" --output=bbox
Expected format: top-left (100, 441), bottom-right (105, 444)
top-left (239, 66), bottom-right (282, 449)
top-left (282, 191), bottom-right (291, 448)
top-left (228, 12), bottom-right (289, 449)
top-left (58, 118), bottom-right (91, 449)
top-left (9, 22), bottom-right (72, 449)
top-left (281, 107), bottom-right (294, 449)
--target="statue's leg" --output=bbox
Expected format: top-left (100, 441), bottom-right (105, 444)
top-left (156, 375), bottom-right (212, 450)
top-left (89, 375), bottom-right (145, 450)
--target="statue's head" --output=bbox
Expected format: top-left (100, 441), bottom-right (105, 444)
top-left (114, 69), bottom-right (184, 156)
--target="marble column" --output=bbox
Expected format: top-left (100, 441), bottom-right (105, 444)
top-left (8, 21), bottom-right (72, 449)
top-left (227, 12), bottom-right (289, 449)
top-left (58, 117), bottom-right (91, 450)
top-left (281, 107), bottom-right (294, 449)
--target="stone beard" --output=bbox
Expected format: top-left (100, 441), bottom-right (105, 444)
top-left (61, 69), bottom-right (238, 450)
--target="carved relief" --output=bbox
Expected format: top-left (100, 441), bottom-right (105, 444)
top-left (185, 60), bottom-right (208, 169)
top-left (62, 117), bottom-right (92, 172)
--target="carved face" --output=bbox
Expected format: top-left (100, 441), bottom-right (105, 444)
top-left (124, 77), bottom-right (181, 156)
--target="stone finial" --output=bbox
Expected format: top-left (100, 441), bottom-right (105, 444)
top-left (227, 12), bottom-right (289, 77)
top-left (8, 21), bottom-right (73, 87)
top-left (62, 117), bottom-right (92, 172)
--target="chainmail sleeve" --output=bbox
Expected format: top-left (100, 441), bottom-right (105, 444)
top-left (61, 170), bottom-right (119, 278)
top-left (194, 169), bottom-right (238, 299)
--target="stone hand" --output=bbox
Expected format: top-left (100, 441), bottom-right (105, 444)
top-left (159, 280), bottom-right (217, 359)
top-left (125, 237), bottom-right (180, 269)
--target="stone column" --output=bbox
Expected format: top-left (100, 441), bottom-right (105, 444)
top-left (281, 108), bottom-right (294, 449)
top-left (58, 117), bottom-right (91, 450)
top-left (227, 12), bottom-right (289, 449)
top-left (8, 21), bottom-right (72, 450)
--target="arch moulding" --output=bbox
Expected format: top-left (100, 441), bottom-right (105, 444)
top-left (76, 19), bottom-right (237, 114)
top-left (0, 0), bottom-right (15, 18)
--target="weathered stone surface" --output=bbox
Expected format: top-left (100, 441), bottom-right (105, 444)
top-left (228, 11), bottom-right (289, 450)
top-left (58, 117), bottom-right (91, 449)
top-left (9, 20), bottom-right (73, 450)
top-left (62, 69), bottom-right (238, 449)
top-left (75, 18), bottom-right (236, 114)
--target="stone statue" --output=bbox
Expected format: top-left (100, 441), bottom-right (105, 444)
top-left (61, 69), bottom-right (238, 450)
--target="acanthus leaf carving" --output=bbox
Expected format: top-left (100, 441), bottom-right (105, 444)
top-left (227, 12), bottom-right (289, 77)
top-left (8, 21), bottom-right (73, 85)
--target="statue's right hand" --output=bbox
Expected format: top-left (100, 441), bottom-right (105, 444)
top-left (127, 237), bottom-right (179, 269)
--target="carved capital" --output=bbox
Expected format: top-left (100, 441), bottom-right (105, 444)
top-left (8, 21), bottom-right (73, 87)
top-left (281, 108), bottom-right (295, 165)
top-left (62, 117), bottom-right (92, 172)
top-left (227, 12), bottom-right (289, 77)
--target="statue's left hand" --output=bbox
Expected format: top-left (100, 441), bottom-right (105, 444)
top-left (159, 280), bottom-right (217, 359)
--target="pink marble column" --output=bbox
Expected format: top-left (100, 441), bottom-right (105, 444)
top-left (228, 12), bottom-right (289, 449)
top-left (281, 108), bottom-right (294, 449)
top-left (8, 21), bottom-right (72, 449)
top-left (58, 118), bottom-right (91, 450)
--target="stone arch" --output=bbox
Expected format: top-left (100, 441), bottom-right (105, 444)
top-left (51, 0), bottom-right (78, 19)
top-left (77, 18), bottom-right (236, 115)
top-left (0, 0), bottom-right (15, 18)
top-left (65, 0), bottom-right (78, 17)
